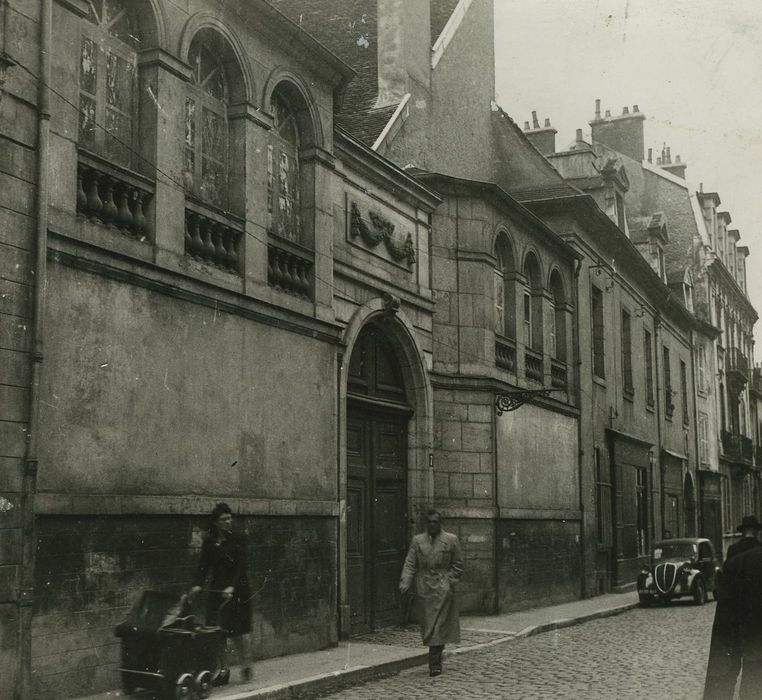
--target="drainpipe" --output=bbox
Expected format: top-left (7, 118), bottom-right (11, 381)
top-left (690, 328), bottom-right (701, 537)
top-left (18, 0), bottom-right (51, 696)
top-left (573, 257), bottom-right (586, 598)
top-left (654, 312), bottom-right (664, 541)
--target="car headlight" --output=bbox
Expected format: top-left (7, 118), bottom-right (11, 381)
top-left (640, 566), bottom-right (650, 575)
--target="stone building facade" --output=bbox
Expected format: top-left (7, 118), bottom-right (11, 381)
top-left (536, 101), bottom-right (759, 564)
top-left (0, 0), bottom-right (440, 696)
top-left (2, 1), bottom-right (760, 698)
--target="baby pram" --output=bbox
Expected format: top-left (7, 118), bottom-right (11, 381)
top-left (115, 590), bottom-right (229, 698)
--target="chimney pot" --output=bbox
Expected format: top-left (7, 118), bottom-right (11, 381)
top-left (633, 104), bottom-right (640, 113)
top-left (675, 155), bottom-right (681, 164)
top-left (622, 106), bottom-right (629, 115)
top-left (595, 98), bottom-right (601, 119)
top-left (647, 148), bottom-right (652, 163)
top-left (657, 157), bottom-right (662, 165)
top-left (544, 118), bottom-right (551, 127)
top-left (666, 146), bottom-right (671, 163)
top-left (700, 182), bottom-right (704, 193)
top-left (531, 110), bottom-right (540, 129)
top-left (524, 121), bottom-right (530, 131)
top-left (576, 128), bottom-right (583, 142)
top-left (605, 109), bottom-right (611, 118)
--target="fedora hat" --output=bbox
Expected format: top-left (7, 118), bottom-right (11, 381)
top-left (736, 515), bottom-right (762, 532)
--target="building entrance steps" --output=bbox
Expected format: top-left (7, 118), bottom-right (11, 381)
top-left (81, 592), bottom-right (638, 700)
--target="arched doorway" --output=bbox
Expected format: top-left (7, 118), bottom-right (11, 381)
top-left (346, 322), bottom-right (411, 634)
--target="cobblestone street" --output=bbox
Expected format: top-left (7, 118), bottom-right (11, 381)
top-left (315, 602), bottom-right (718, 700)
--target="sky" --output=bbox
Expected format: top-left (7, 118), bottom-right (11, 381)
top-left (493, 0), bottom-right (762, 351)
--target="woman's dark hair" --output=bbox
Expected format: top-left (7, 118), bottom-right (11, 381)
top-left (208, 502), bottom-right (233, 534)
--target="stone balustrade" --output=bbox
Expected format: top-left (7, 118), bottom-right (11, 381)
top-left (495, 336), bottom-right (516, 372)
top-left (525, 349), bottom-right (543, 383)
top-left (76, 153), bottom-right (153, 238)
top-left (267, 240), bottom-right (313, 299)
top-left (550, 359), bottom-right (567, 388)
top-left (184, 200), bottom-right (244, 274)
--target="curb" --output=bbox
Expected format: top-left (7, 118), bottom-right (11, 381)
top-left (222, 652), bottom-right (429, 700)
top-left (233, 601), bottom-right (640, 699)
top-left (513, 601), bottom-right (640, 640)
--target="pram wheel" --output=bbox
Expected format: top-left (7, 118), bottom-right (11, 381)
top-left (174, 673), bottom-right (194, 699)
top-left (195, 670), bottom-right (213, 698)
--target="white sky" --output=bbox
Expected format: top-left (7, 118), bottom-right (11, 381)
top-left (493, 0), bottom-right (762, 351)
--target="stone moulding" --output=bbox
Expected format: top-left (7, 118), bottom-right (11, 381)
top-left (349, 201), bottom-right (416, 267)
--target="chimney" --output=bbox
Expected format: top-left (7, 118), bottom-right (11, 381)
top-left (524, 111), bottom-right (557, 155)
top-left (647, 148), bottom-right (652, 163)
top-left (590, 99), bottom-right (646, 162)
top-left (376, 0), bottom-right (431, 106)
top-left (661, 145), bottom-right (687, 179)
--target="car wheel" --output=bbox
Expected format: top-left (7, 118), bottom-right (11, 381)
top-left (638, 594), bottom-right (652, 608)
top-left (693, 578), bottom-right (707, 606)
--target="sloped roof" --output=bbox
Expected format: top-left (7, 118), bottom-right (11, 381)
top-left (511, 182), bottom-right (582, 202)
top-left (431, 0), bottom-right (461, 45)
top-left (491, 105), bottom-right (574, 194)
top-left (268, 0), bottom-right (379, 114)
top-left (336, 104), bottom-right (399, 147)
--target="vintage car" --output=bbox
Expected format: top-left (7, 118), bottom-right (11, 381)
top-left (637, 537), bottom-right (720, 606)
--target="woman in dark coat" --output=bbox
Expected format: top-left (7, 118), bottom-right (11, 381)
top-left (190, 503), bottom-right (252, 683)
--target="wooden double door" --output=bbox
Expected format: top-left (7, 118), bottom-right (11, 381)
top-left (346, 404), bottom-right (408, 634)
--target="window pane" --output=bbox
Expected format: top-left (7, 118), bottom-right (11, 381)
top-left (185, 98), bottom-right (196, 148)
top-left (201, 156), bottom-right (224, 207)
top-left (277, 151), bottom-right (299, 240)
top-left (266, 144), bottom-right (274, 219)
top-left (79, 94), bottom-right (97, 149)
top-left (104, 0), bottom-right (136, 43)
top-left (106, 51), bottom-right (134, 112)
top-left (202, 107), bottom-right (225, 157)
top-left (494, 272), bottom-right (504, 336)
top-left (80, 37), bottom-right (97, 94)
top-left (105, 108), bottom-right (132, 165)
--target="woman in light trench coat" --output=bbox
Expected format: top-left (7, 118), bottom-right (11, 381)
top-left (399, 509), bottom-right (464, 676)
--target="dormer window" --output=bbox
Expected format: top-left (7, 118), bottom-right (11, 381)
top-left (682, 269), bottom-right (694, 312)
top-left (615, 191), bottom-right (626, 231)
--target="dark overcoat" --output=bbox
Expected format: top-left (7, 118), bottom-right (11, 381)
top-left (194, 530), bottom-right (252, 636)
top-left (704, 539), bottom-right (762, 700)
top-left (400, 530), bottom-right (464, 647)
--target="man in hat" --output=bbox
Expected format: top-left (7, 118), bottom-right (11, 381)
top-left (704, 515), bottom-right (762, 699)
top-left (726, 515), bottom-right (762, 561)
top-left (399, 509), bottom-right (464, 677)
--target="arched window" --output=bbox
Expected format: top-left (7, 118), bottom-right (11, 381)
top-left (523, 252), bottom-right (543, 352)
top-left (494, 234), bottom-right (515, 338)
top-left (184, 32), bottom-right (230, 209)
top-left (549, 270), bottom-right (567, 361)
top-left (79, 0), bottom-right (140, 166)
top-left (268, 90), bottom-right (301, 242)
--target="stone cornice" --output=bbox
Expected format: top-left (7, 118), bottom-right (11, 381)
top-left (137, 48), bottom-right (192, 82)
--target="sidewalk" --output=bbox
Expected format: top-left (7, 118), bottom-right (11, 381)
top-left (88, 592), bottom-right (638, 700)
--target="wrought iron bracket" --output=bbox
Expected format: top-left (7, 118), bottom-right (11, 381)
top-left (495, 388), bottom-right (566, 415)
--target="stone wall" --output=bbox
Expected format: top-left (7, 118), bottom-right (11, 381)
top-left (497, 518), bottom-right (582, 611)
top-left (32, 514), bottom-right (337, 698)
